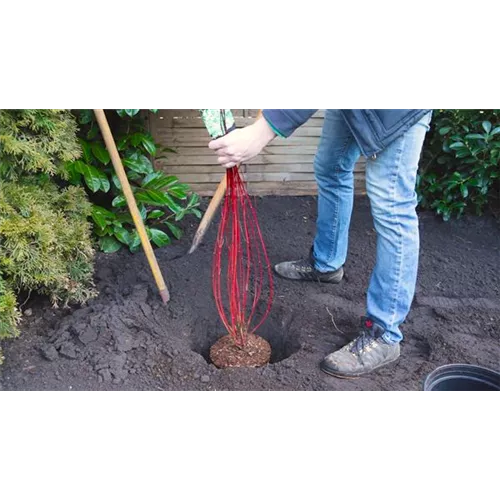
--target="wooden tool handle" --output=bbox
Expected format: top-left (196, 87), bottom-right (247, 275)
top-left (93, 109), bottom-right (170, 303)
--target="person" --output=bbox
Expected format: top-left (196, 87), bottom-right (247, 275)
top-left (208, 109), bottom-right (432, 378)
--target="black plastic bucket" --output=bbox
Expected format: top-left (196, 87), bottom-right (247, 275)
top-left (423, 364), bottom-right (500, 391)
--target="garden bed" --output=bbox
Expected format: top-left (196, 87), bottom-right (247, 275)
top-left (1, 196), bottom-right (499, 391)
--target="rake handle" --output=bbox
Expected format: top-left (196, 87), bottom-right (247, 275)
top-left (93, 109), bottom-right (170, 303)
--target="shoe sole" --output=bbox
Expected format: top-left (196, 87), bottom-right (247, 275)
top-left (273, 267), bottom-right (344, 284)
top-left (320, 366), bottom-right (358, 380)
top-left (320, 356), bottom-right (399, 379)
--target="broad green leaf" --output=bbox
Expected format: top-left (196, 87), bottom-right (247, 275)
top-left (130, 133), bottom-right (144, 147)
top-left (92, 205), bottom-right (115, 219)
top-left (79, 138), bottom-right (93, 163)
top-left (75, 161), bottom-right (106, 193)
top-left (79, 110), bottom-right (94, 125)
top-left (123, 153), bottom-right (154, 174)
top-left (125, 108), bottom-right (141, 117)
top-left (455, 149), bottom-right (471, 159)
top-left (112, 194), bottom-right (127, 207)
top-left (100, 236), bottom-right (122, 253)
top-left (464, 134), bottom-right (485, 141)
top-left (91, 208), bottom-right (108, 230)
top-left (95, 226), bottom-right (108, 237)
top-left (490, 126), bottom-right (500, 136)
top-left (439, 127), bottom-right (451, 135)
top-left (117, 212), bottom-right (133, 224)
top-left (165, 221), bottom-right (182, 239)
top-left (92, 142), bottom-right (111, 165)
top-left (150, 229), bottom-right (171, 247)
top-left (449, 142), bottom-right (465, 149)
top-left (138, 203), bottom-right (147, 220)
top-left (112, 173), bottom-right (122, 190)
top-left (163, 193), bottom-right (182, 213)
top-left (187, 193), bottom-right (200, 207)
top-left (65, 161), bottom-right (82, 184)
top-left (87, 123), bottom-right (99, 140)
top-left (99, 172), bottom-right (110, 192)
top-left (168, 186), bottom-right (188, 200)
top-left (141, 135), bottom-right (156, 156)
top-left (130, 230), bottom-right (141, 251)
top-left (135, 190), bottom-right (181, 212)
top-left (134, 190), bottom-right (166, 206)
top-left (482, 121), bottom-right (492, 134)
top-left (192, 208), bottom-right (202, 218)
top-left (116, 108), bottom-right (141, 118)
top-left (113, 227), bottom-right (132, 245)
top-left (460, 184), bottom-right (468, 198)
top-left (142, 171), bottom-right (178, 189)
top-left (117, 136), bottom-right (128, 151)
top-left (174, 210), bottom-right (186, 222)
top-left (148, 210), bottom-right (165, 219)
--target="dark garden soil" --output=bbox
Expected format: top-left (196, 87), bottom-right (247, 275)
top-left (1, 197), bottom-right (499, 391)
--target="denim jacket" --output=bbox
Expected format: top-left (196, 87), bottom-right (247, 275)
top-left (262, 109), bottom-right (431, 158)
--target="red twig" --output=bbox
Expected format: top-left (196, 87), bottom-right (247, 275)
top-left (212, 167), bottom-right (274, 348)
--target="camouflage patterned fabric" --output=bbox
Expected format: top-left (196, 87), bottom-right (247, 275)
top-left (199, 109), bottom-right (235, 139)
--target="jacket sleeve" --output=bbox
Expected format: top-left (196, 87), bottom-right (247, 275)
top-left (262, 109), bottom-right (318, 137)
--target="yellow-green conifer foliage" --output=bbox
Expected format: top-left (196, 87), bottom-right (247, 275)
top-left (0, 110), bottom-right (96, 359)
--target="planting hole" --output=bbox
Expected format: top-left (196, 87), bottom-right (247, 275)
top-left (191, 310), bottom-right (301, 366)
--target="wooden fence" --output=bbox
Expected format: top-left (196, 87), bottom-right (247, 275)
top-left (147, 109), bottom-right (366, 196)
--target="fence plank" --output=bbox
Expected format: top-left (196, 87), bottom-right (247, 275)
top-left (174, 171), bottom-right (365, 183)
top-left (150, 109), bottom-right (366, 196)
top-left (155, 161), bottom-right (366, 174)
top-left (187, 178), bottom-right (366, 196)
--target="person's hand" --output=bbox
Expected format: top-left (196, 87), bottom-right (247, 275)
top-left (208, 116), bottom-right (276, 168)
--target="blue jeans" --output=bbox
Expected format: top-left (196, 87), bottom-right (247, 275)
top-left (312, 110), bottom-right (432, 343)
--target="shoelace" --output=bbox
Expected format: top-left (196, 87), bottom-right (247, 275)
top-left (349, 326), bottom-right (376, 356)
top-left (293, 259), bottom-right (314, 273)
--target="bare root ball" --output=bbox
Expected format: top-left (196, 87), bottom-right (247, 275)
top-left (210, 334), bottom-right (271, 369)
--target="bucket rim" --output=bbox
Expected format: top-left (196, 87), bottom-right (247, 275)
top-left (423, 363), bottom-right (500, 391)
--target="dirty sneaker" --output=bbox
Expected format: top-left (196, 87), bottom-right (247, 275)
top-left (274, 249), bottom-right (343, 283)
top-left (320, 318), bottom-right (400, 378)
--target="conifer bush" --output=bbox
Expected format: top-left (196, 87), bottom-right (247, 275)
top-left (0, 110), bottom-right (96, 358)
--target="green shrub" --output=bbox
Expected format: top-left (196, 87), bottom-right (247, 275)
top-left (419, 110), bottom-right (500, 220)
top-left (67, 109), bottom-right (202, 253)
top-left (0, 273), bottom-right (20, 362)
top-left (0, 110), bottom-right (96, 354)
top-left (0, 180), bottom-right (96, 305)
top-left (0, 109), bottom-right (80, 180)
